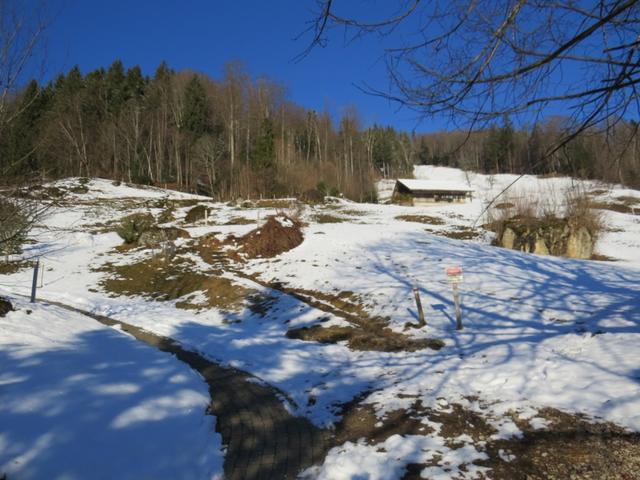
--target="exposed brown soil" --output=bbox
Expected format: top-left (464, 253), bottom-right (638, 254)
top-left (0, 297), bottom-right (14, 317)
top-left (335, 400), bottom-right (434, 445)
top-left (233, 215), bottom-right (304, 258)
top-left (337, 397), bottom-right (640, 480)
top-left (196, 235), bottom-right (444, 353)
top-left (286, 323), bottom-right (443, 352)
top-left (480, 408), bottom-right (640, 480)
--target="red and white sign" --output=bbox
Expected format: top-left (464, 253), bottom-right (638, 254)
top-left (446, 266), bottom-right (464, 283)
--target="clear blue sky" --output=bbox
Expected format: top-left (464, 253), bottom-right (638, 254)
top-left (42, 0), bottom-right (436, 132)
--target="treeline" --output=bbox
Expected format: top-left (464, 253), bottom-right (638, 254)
top-left (415, 118), bottom-right (640, 188)
top-left (0, 60), bottom-right (415, 201)
top-left (2, 61), bottom-right (638, 200)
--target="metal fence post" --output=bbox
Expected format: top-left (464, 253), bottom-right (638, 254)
top-left (31, 259), bottom-right (40, 303)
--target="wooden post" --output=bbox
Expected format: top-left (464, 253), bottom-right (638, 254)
top-left (413, 287), bottom-right (426, 327)
top-left (30, 259), bottom-right (39, 303)
top-left (452, 283), bottom-right (463, 330)
top-left (39, 262), bottom-right (44, 288)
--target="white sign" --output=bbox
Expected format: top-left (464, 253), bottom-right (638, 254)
top-left (446, 266), bottom-right (464, 284)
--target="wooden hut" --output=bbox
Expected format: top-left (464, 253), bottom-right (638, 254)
top-left (392, 179), bottom-right (473, 206)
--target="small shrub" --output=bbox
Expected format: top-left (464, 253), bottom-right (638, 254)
top-left (565, 190), bottom-right (605, 240)
top-left (300, 189), bottom-right (326, 204)
top-left (0, 198), bottom-right (28, 255)
top-left (116, 213), bottom-right (154, 244)
top-left (185, 204), bottom-right (208, 223)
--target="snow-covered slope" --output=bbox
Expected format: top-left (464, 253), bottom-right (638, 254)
top-left (379, 165), bottom-right (640, 268)
top-left (0, 297), bottom-right (223, 480)
top-left (2, 175), bottom-right (639, 479)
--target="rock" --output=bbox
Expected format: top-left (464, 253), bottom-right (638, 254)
top-left (566, 227), bottom-right (593, 259)
top-left (501, 227), bottom-right (517, 249)
top-left (497, 218), bottom-right (595, 260)
top-left (534, 236), bottom-right (550, 255)
top-left (0, 297), bottom-right (13, 317)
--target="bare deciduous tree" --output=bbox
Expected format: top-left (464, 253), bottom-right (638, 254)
top-left (0, 0), bottom-right (48, 129)
top-left (302, 0), bottom-right (640, 154)
top-left (0, 0), bottom-right (50, 258)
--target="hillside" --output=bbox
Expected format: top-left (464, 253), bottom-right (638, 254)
top-left (1, 174), bottom-right (639, 479)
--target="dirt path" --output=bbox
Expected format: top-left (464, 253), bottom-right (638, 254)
top-left (38, 298), bottom-right (330, 480)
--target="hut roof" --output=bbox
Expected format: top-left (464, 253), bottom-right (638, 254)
top-left (396, 179), bottom-right (473, 193)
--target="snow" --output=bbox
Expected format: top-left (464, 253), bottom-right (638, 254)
top-left (0, 296), bottom-right (223, 480)
top-left (302, 434), bottom-right (488, 480)
top-left (2, 171), bottom-right (640, 479)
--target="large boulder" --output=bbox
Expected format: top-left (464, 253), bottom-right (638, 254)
top-left (496, 219), bottom-right (594, 259)
top-left (566, 227), bottom-right (593, 259)
top-left (533, 237), bottom-right (550, 255)
top-left (501, 227), bottom-right (517, 249)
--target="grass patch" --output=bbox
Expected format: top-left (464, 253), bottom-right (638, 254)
top-left (0, 259), bottom-right (33, 275)
top-left (286, 323), bottom-right (444, 352)
top-left (616, 195), bottom-right (640, 205)
top-left (255, 198), bottom-right (296, 209)
top-left (312, 214), bottom-right (348, 224)
top-left (98, 253), bottom-right (253, 312)
top-left (589, 201), bottom-right (634, 214)
top-left (494, 202), bottom-right (515, 210)
top-left (590, 200), bottom-right (639, 214)
top-left (425, 226), bottom-right (480, 240)
top-left (396, 214), bottom-right (445, 225)
top-left (340, 209), bottom-right (367, 216)
top-left (277, 287), bottom-right (444, 352)
top-left (225, 217), bottom-right (255, 225)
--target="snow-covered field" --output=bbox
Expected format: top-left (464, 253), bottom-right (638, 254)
top-left (1, 171), bottom-right (639, 479)
top-left (0, 296), bottom-right (223, 480)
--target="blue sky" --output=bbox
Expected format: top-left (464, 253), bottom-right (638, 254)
top-left (41, 0), bottom-right (434, 132)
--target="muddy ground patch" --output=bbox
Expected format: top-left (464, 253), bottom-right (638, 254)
top-left (337, 398), bottom-right (640, 480)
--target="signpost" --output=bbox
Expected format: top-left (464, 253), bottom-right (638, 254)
top-left (446, 266), bottom-right (464, 330)
top-left (412, 287), bottom-right (426, 327)
top-left (30, 259), bottom-right (40, 303)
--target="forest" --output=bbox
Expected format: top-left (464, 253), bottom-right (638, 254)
top-left (1, 60), bottom-right (639, 201)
